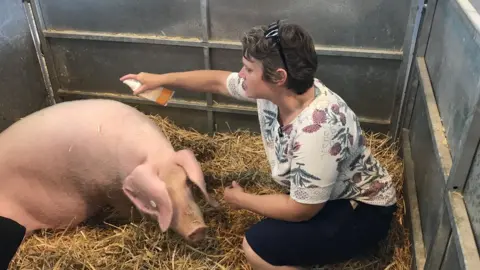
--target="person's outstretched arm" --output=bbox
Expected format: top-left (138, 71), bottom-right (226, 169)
top-left (120, 70), bottom-right (232, 96)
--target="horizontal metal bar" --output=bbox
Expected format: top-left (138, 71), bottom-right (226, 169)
top-left (57, 89), bottom-right (258, 115)
top-left (43, 29), bottom-right (403, 60)
top-left (445, 191), bottom-right (480, 269)
top-left (402, 128), bottom-right (427, 270)
top-left (416, 57), bottom-right (453, 179)
top-left (56, 89), bottom-right (390, 125)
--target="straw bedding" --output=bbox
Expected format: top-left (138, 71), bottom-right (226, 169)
top-left (10, 115), bottom-right (411, 270)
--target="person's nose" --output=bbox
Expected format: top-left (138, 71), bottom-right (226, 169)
top-left (239, 67), bottom-right (246, 79)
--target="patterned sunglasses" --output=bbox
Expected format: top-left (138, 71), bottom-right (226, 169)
top-left (264, 20), bottom-right (290, 75)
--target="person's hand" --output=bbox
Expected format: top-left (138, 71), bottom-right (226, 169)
top-left (120, 72), bottom-right (164, 95)
top-left (224, 181), bottom-right (245, 210)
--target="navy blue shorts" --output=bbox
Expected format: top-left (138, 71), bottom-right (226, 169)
top-left (0, 216), bottom-right (26, 270)
top-left (245, 199), bottom-right (396, 267)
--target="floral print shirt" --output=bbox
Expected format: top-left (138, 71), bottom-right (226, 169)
top-left (226, 73), bottom-right (396, 206)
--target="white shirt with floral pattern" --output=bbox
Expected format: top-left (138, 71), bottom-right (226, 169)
top-left (226, 72), bottom-right (396, 206)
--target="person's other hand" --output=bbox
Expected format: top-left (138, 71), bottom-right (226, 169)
top-left (224, 181), bottom-right (245, 210)
top-left (120, 72), bottom-right (164, 95)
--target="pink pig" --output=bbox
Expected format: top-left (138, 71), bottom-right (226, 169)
top-left (0, 98), bottom-right (219, 243)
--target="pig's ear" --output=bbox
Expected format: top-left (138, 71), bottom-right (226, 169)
top-left (174, 149), bottom-right (220, 208)
top-left (123, 165), bottom-right (173, 232)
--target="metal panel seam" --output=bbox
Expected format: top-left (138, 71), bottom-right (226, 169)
top-left (416, 57), bottom-right (453, 179)
top-left (201, 0), bottom-right (214, 134)
top-left (22, 1), bottom-right (55, 105)
top-left (393, 0), bottom-right (427, 139)
top-left (42, 30), bottom-right (403, 60)
top-left (418, 0), bottom-right (440, 57)
top-left (30, 0), bottom-right (61, 101)
top-left (402, 128), bottom-right (427, 270)
top-left (55, 89), bottom-right (392, 127)
top-left (446, 191), bottom-right (480, 269)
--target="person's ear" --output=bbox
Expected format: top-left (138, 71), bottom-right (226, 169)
top-left (275, 68), bottom-right (288, 87)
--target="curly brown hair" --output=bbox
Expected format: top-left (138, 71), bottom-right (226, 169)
top-left (240, 21), bottom-right (318, 95)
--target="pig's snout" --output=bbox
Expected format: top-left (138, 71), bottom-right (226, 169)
top-left (188, 226), bottom-right (207, 242)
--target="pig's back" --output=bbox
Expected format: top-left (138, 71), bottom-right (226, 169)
top-left (0, 99), bottom-right (172, 169)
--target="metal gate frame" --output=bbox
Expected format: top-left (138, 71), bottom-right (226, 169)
top-left (399, 0), bottom-right (480, 268)
top-left (21, 0), bottom-right (419, 135)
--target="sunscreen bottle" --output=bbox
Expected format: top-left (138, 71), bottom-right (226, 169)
top-left (123, 79), bottom-right (175, 106)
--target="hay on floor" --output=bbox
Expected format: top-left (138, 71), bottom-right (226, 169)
top-left (10, 115), bottom-right (411, 270)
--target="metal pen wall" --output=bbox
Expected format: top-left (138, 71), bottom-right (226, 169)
top-left (22, 0), bottom-right (415, 134)
top-left (0, 0), bottom-right (50, 132)
top-left (400, 0), bottom-right (480, 268)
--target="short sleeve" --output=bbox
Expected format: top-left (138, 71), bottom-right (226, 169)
top-left (287, 126), bottom-right (340, 204)
top-left (225, 72), bottom-right (256, 103)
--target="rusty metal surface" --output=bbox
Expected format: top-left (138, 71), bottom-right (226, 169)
top-left (208, 0), bottom-right (411, 49)
top-left (0, 0), bottom-right (47, 132)
top-left (425, 0), bottom-right (480, 164)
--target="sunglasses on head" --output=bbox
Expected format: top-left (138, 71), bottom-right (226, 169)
top-left (264, 20), bottom-right (289, 75)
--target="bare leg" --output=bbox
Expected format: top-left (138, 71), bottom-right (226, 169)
top-left (242, 237), bottom-right (303, 270)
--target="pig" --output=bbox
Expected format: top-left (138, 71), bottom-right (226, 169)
top-left (0, 98), bottom-right (219, 244)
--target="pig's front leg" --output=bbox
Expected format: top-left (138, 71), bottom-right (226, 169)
top-left (107, 190), bottom-right (143, 223)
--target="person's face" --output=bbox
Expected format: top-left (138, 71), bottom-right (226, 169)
top-left (238, 57), bottom-right (274, 99)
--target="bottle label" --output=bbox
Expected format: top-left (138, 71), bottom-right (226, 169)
top-left (123, 79), bottom-right (175, 106)
top-left (142, 88), bottom-right (175, 106)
